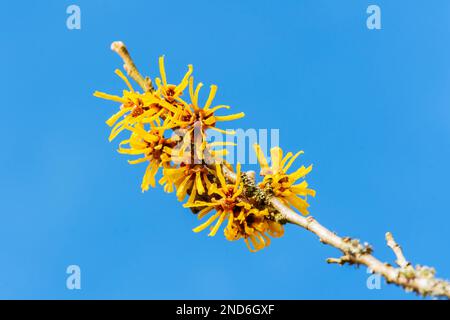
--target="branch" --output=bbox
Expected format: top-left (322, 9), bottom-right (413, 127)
top-left (108, 41), bottom-right (450, 299)
top-left (386, 232), bottom-right (409, 268)
top-left (110, 41), bottom-right (153, 92)
top-left (222, 166), bottom-right (450, 299)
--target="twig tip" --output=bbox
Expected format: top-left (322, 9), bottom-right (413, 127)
top-left (111, 41), bottom-right (124, 52)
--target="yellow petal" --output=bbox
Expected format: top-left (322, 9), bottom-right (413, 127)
top-left (126, 124), bottom-right (160, 143)
top-left (114, 69), bottom-right (134, 92)
top-left (186, 183), bottom-right (197, 205)
top-left (189, 76), bottom-right (195, 106)
top-left (209, 127), bottom-right (235, 135)
top-left (210, 184), bottom-right (226, 198)
top-left (208, 211), bottom-right (227, 236)
top-left (280, 152), bottom-right (293, 170)
top-left (128, 157), bottom-right (148, 165)
top-left (194, 82), bottom-right (203, 107)
top-left (198, 174), bottom-right (210, 190)
top-left (203, 116), bottom-right (216, 126)
top-left (176, 175), bottom-right (192, 202)
top-left (117, 147), bottom-right (151, 155)
top-left (234, 163), bottom-right (241, 191)
top-left (215, 112), bottom-right (245, 122)
top-left (215, 163), bottom-right (227, 188)
top-left (253, 144), bottom-right (269, 172)
top-left (260, 232), bottom-right (271, 247)
top-left (249, 235), bottom-right (262, 251)
top-left (93, 91), bottom-right (125, 103)
top-left (245, 238), bottom-right (257, 252)
top-left (231, 183), bottom-right (244, 199)
top-left (205, 105), bottom-right (230, 116)
top-left (283, 150), bottom-right (304, 172)
top-left (176, 64), bottom-right (193, 94)
top-left (193, 211), bottom-right (221, 233)
top-left (198, 206), bottom-right (214, 220)
top-left (204, 85), bottom-right (217, 110)
top-left (184, 201), bottom-right (217, 208)
top-left (226, 212), bottom-right (234, 229)
top-left (141, 162), bottom-right (158, 191)
top-left (286, 195), bottom-right (310, 215)
top-left (211, 149), bottom-right (228, 157)
top-left (270, 147), bottom-right (283, 174)
top-left (289, 164), bottom-right (313, 181)
top-left (105, 107), bottom-right (129, 127)
top-left (195, 172), bottom-right (205, 195)
top-left (159, 56), bottom-right (167, 86)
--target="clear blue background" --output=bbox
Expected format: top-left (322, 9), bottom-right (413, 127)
top-left (1, 0), bottom-right (449, 299)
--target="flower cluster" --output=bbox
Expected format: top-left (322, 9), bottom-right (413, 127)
top-left (94, 48), bottom-right (314, 251)
top-left (94, 57), bottom-right (243, 191)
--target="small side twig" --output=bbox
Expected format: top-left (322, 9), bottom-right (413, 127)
top-left (386, 232), bottom-right (409, 268)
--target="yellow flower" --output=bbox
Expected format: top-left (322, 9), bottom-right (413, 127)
top-left (254, 144), bottom-right (316, 215)
top-left (160, 164), bottom-right (215, 203)
top-left (183, 77), bottom-right (245, 133)
top-left (155, 56), bottom-right (193, 104)
top-left (118, 124), bottom-right (177, 191)
top-left (224, 202), bottom-right (284, 252)
top-left (184, 163), bottom-right (284, 252)
top-left (184, 163), bottom-right (244, 237)
top-left (94, 69), bottom-right (174, 141)
top-left (163, 77), bottom-right (244, 160)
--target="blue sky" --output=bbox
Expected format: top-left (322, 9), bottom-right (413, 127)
top-left (1, 0), bottom-right (449, 299)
